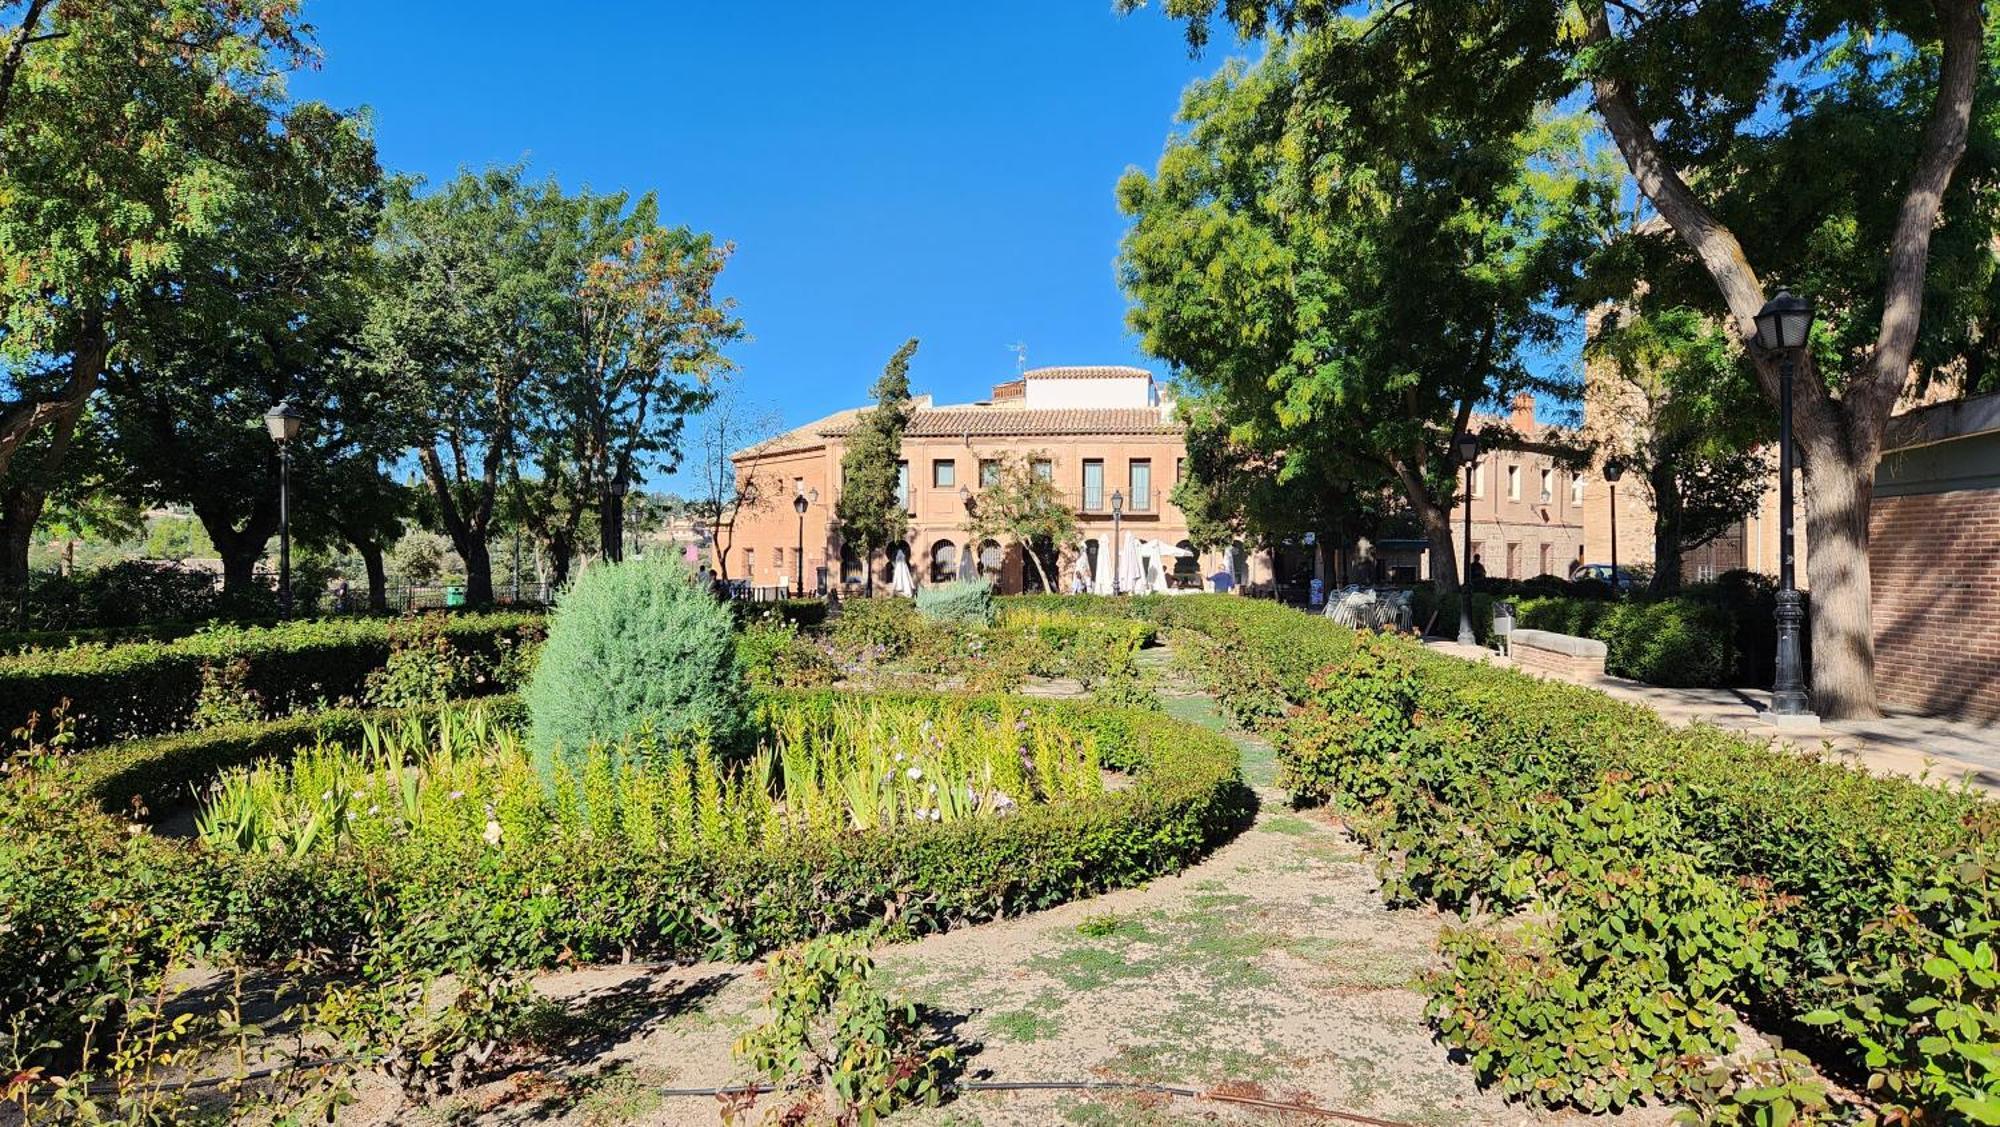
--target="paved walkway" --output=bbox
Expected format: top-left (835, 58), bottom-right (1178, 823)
top-left (1425, 640), bottom-right (2000, 792)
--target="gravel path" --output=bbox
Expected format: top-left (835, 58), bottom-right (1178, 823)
top-left (375, 656), bottom-right (1666, 1127)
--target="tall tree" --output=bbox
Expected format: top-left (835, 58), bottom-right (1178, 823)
top-left (0, 0), bottom-right (311, 484)
top-left (1130, 0), bottom-right (1995, 716)
top-left (1118, 37), bottom-right (1607, 597)
top-left (1589, 307), bottom-right (1773, 595)
top-left (100, 102), bottom-right (384, 592)
top-left (962, 451), bottom-right (1077, 592)
top-left (835, 339), bottom-right (918, 596)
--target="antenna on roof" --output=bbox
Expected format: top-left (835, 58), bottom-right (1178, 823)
top-left (1006, 342), bottom-right (1028, 374)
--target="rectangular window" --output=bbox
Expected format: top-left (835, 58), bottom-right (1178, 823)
top-left (774, 546), bottom-right (785, 572)
top-left (1032, 458), bottom-right (1053, 482)
top-left (1472, 464), bottom-right (1485, 499)
top-left (1538, 543), bottom-right (1552, 576)
top-left (1505, 542), bottom-right (1521, 579)
top-left (896, 461), bottom-right (909, 510)
top-left (932, 459), bottom-right (955, 489)
top-left (1539, 468), bottom-right (1554, 504)
top-left (1129, 460), bottom-right (1152, 510)
top-left (1176, 457), bottom-right (1186, 481)
top-left (1507, 465), bottom-right (1521, 501)
top-left (1570, 474), bottom-right (1585, 506)
top-left (744, 548), bottom-right (755, 577)
top-left (1082, 460), bottom-right (1104, 511)
top-left (979, 459), bottom-right (1000, 488)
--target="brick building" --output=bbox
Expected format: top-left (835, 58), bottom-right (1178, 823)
top-left (723, 366), bottom-right (1273, 596)
top-left (1437, 393), bottom-right (1590, 582)
top-left (1868, 391), bottom-right (2000, 723)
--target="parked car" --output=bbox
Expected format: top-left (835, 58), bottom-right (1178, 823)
top-left (1572, 563), bottom-right (1638, 592)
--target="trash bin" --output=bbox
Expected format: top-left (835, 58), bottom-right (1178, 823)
top-left (444, 585), bottom-right (466, 608)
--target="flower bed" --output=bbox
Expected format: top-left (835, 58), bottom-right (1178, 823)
top-left (0, 611), bottom-right (544, 747)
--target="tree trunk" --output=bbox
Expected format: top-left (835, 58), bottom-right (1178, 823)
top-left (1649, 465), bottom-right (1683, 596)
top-left (1023, 538), bottom-right (1053, 594)
top-left (546, 530), bottom-right (573, 592)
top-left (217, 541), bottom-right (262, 593)
top-left (461, 536), bottom-right (494, 605)
top-left (1390, 459), bottom-right (1460, 596)
top-left (361, 542), bottom-right (387, 611)
top-left (1800, 440), bottom-right (1877, 719)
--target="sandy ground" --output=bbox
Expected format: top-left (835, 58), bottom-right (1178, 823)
top-left (337, 661), bottom-right (1670, 1127)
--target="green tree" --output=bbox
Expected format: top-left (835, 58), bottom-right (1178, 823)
top-left (98, 102), bottom-right (385, 592)
top-left (835, 339), bottom-right (918, 595)
top-left (1118, 37), bottom-right (1608, 596)
top-left (1589, 307), bottom-right (1772, 595)
top-left (1128, 0), bottom-right (1994, 717)
top-left (962, 450), bottom-right (1077, 592)
top-left (0, 1), bottom-right (311, 483)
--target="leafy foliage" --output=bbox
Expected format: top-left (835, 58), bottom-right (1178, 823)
top-left (960, 451), bottom-right (1077, 592)
top-left (733, 934), bottom-right (955, 1124)
top-left (524, 556), bottom-right (746, 766)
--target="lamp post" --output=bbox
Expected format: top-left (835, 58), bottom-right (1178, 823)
top-left (1603, 458), bottom-right (1625, 594)
top-left (1453, 430), bottom-right (1481, 645)
top-left (263, 402), bottom-right (302, 617)
top-left (1755, 289), bottom-right (1816, 719)
top-left (1110, 489), bottom-right (1125, 595)
top-left (792, 488), bottom-right (817, 597)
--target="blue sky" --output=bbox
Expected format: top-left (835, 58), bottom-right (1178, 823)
top-left (290, 2), bottom-right (1234, 489)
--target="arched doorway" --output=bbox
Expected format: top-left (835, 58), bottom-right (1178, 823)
top-left (1173, 539), bottom-right (1199, 587)
top-left (840, 544), bottom-right (864, 586)
top-left (977, 539), bottom-right (1004, 582)
top-left (929, 540), bottom-right (958, 584)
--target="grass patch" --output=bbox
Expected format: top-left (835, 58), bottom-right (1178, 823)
top-left (988, 1004), bottom-right (1065, 1043)
top-left (1257, 814), bottom-right (1316, 836)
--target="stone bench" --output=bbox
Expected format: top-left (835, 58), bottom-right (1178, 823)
top-left (1508, 628), bottom-right (1608, 679)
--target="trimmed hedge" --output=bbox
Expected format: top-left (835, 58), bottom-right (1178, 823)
top-left (0, 611), bottom-right (544, 747)
top-left (1514, 595), bottom-right (1735, 687)
top-left (1155, 596), bottom-right (1996, 1119)
top-left (185, 690), bottom-right (1252, 970)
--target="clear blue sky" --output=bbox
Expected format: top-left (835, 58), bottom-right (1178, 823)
top-left (290, 2), bottom-right (1234, 490)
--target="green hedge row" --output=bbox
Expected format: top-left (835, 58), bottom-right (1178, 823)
top-left (0, 611), bottom-right (544, 747)
top-left (181, 691), bottom-right (1252, 970)
top-left (1154, 596), bottom-right (1995, 1120)
top-left (1513, 595), bottom-right (1737, 687)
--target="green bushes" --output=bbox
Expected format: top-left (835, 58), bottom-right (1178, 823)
top-left (523, 556), bottom-right (747, 765)
top-left (182, 691), bottom-right (1247, 972)
top-left (915, 579), bottom-right (996, 626)
top-left (0, 611), bottom-right (542, 747)
top-left (1515, 596), bottom-right (1735, 687)
top-left (1188, 598), bottom-right (1995, 1119)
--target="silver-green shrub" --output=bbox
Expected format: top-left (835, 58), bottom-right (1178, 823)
top-left (914, 580), bottom-right (994, 626)
top-left (524, 556), bottom-right (746, 768)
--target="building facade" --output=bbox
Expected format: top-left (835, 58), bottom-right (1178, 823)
top-left (724, 366), bottom-right (1268, 596)
top-left (1437, 394), bottom-right (1590, 582)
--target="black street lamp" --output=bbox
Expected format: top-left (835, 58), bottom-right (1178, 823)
top-left (792, 488), bottom-right (818, 597)
top-left (263, 401), bottom-right (302, 617)
top-left (1755, 289), bottom-right (1815, 719)
top-left (1110, 489), bottom-right (1125, 595)
top-left (1603, 458), bottom-right (1625, 594)
top-left (1452, 430), bottom-right (1481, 645)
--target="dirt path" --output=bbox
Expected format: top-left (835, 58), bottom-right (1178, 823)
top-left (385, 656), bottom-right (1665, 1127)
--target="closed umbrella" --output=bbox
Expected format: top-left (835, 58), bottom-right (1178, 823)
top-left (1092, 540), bottom-right (1114, 595)
top-left (1120, 533), bottom-right (1145, 595)
top-left (958, 544), bottom-right (977, 582)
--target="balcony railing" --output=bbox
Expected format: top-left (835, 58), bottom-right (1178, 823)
top-left (1064, 489), bottom-right (1159, 515)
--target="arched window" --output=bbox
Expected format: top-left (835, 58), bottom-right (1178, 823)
top-left (1229, 540), bottom-right (1249, 585)
top-left (978, 539), bottom-right (1004, 579)
top-left (929, 540), bottom-right (958, 584)
top-left (840, 544), bottom-right (863, 585)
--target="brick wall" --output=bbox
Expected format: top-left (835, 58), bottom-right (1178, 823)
top-left (1869, 487), bottom-right (2000, 723)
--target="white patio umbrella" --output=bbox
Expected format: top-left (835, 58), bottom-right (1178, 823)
top-left (1070, 545), bottom-right (1093, 594)
top-left (892, 549), bottom-right (914, 597)
top-left (1092, 539), bottom-right (1114, 595)
top-left (958, 543), bottom-right (977, 582)
top-left (1119, 533), bottom-right (1145, 595)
